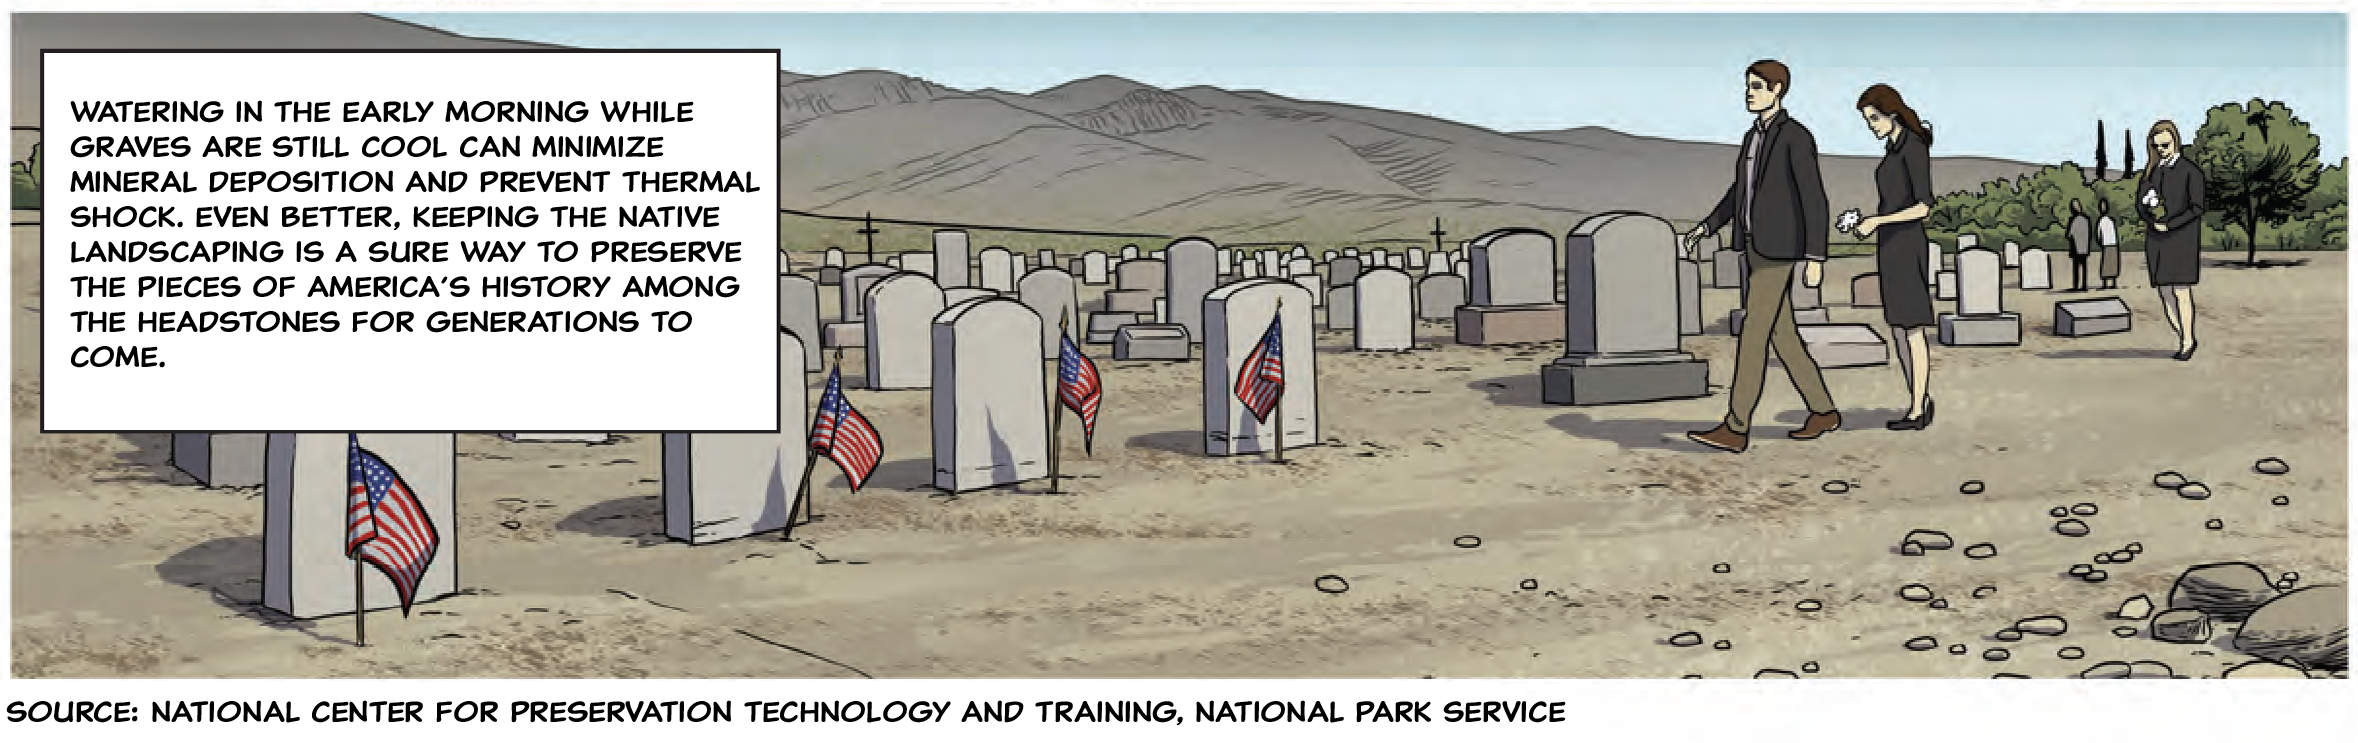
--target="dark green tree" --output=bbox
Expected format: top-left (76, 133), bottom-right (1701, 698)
top-left (2123, 128), bottom-right (2136, 176)
top-left (9, 142), bottom-right (37, 210)
top-left (2192, 98), bottom-right (2323, 265)
top-left (2095, 120), bottom-right (2108, 180)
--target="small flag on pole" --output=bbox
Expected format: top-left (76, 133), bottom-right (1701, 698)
top-left (1058, 333), bottom-right (1102, 454)
top-left (1235, 309), bottom-right (1285, 423)
top-left (346, 435), bottom-right (440, 617)
top-left (810, 365), bottom-right (883, 491)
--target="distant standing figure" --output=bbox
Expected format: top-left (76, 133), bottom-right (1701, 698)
top-left (2066, 199), bottom-right (2094, 292)
top-left (1682, 59), bottom-right (1840, 454)
top-left (2137, 120), bottom-right (2206, 361)
top-left (1849, 83), bottom-right (1938, 431)
top-left (2096, 200), bottom-right (2121, 289)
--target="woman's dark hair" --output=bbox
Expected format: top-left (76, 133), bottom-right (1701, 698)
top-left (1856, 83), bottom-right (1933, 147)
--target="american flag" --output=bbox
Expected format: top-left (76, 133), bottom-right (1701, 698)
top-left (809, 366), bottom-right (883, 491)
top-left (1058, 333), bottom-right (1102, 454)
top-left (1234, 310), bottom-right (1285, 423)
top-left (346, 435), bottom-right (440, 617)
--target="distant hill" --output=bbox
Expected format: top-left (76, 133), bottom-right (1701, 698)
top-left (13, 12), bottom-right (2051, 245)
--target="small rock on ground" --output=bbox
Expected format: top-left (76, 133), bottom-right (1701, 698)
top-left (2118, 594), bottom-right (2155, 620)
top-left (1315, 576), bottom-right (1350, 594)
top-left (2254, 457), bottom-right (2290, 476)
top-left (2222, 659), bottom-right (2310, 679)
top-left (2153, 471), bottom-right (2187, 489)
top-left (1754, 669), bottom-right (1799, 679)
top-left (1983, 648), bottom-right (2010, 661)
top-left (1795, 600), bottom-right (1823, 612)
top-left (2179, 483), bottom-right (2212, 500)
top-left (1965, 543), bottom-right (1997, 559)
top-left (1899, 584), bottom-right (1934, 601)
top-left (2071, 503), bottom-right (2099, 516)
top-left (2055, 519), bottom-right (2091, 537)
top-left (1904, 636), bottom-right (1938, 651)
top-left (1453, 535), bottom-right (1481, 548)
top-left (1904, 529), bottom-right (1954, 550)
top-left (2150, 608), bottom-right (2213, 644)
top-left (1960, 480), bottom-right (1985, 495)
top-left (2058, 646), bottom-right (2085, 660)
top-left (2016, 615), bottom-right (2069, 635)
top-left (1713, 640), bottom-right (1732, 650)
top-left (1668, 631), bottom-right (1703, 647)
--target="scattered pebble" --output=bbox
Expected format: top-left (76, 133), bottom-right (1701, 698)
top-left (2110, 550), bottom-right (2135, 564)
top-left (2254, 457), bottom-right (2290, 476)
top-left (1712, 563), bottom-right (1731, 574)
top-left (2131, 661), bottom-right (2176, 678)
top-left (2055, 519), bottom-right (2091, 537)
top-left (2069, 564), bottom-right (2094, 577)
top-left (1754, 668), bottom-right (1799, 679)
top-left (2112, 626), bottom-right (2139, 638)
top-left (1795, 599), bottom-right (1823, 612)
top-left (2071, 503), bottom-right (2099, 516)
top-left (2095, 553), bottom-right (2115, 564)
top-left (1821, 481), bottom-right (1850, 494)
top-left (1668, 631), bottom-right (1703, 647)
top-left (2049, 506), bottom-right (2070, 518)
top-left (2117, 595), bottom-right (2155, 621)
top-left (1948, 644), bottom-right (1968, 655)
top-left (1680, 674), bottom-right (1703, 679)
top-left (1519, 579), bottom-right (1539, 590)
top-left (1972, 585), bottom-right (1997, 599)
top-left (2151, 609), bottom-right (2212, 644)
top-left (1900, 541), bottom-right (1926, 557)
top-left (2272, 495), bottom-right (2291, 506)
top-left (2016, 616), bottom-right (2069, 636)
top-left (1452, 535), bottom-right (1481, 548)
top-left (1314, 575), bottom-right (1350, 594)
top-left (2153, 471), bottom-right (2187, 489)
top-left (1929, 599), bottom-right (1949, 609)
top-left (1964, 543), bottom-right (1997, 559)
top-left (1898, 584), bottom-right (1934, 602)
top-left (1904, 529), bottom-right (1954, 550)
top-left (2179, 483), bottom-right (2212, 500)
top-left (1994, 628), bottom-right (2023, 642)
top-left (2206, 519), bottom-right (2225, 530)
top-left (2126, 542), bottom-right (2144, 554)
top-left (1800, 661), bottom-right (1820, 673)
top-left (501, 520), bottom-right (522, 530)
top-left (1960, 480), bottom-right (1985, 495)
top-left (2084, 570), bottom-right (2109, 583)
top-left (2080, 661), bottom-right (2132, 679)
top-left (1983, 648), bottom-right (2011, 661)
top-left (1904, 636), bottom-right (1938, 651)
top-left (2280, 571), bottom-right (2299, 584)
top-left (1712, 640), bottom-right (1732, 650)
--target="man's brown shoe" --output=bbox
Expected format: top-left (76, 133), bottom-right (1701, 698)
top-left (1789, 410), bottom-right (1843, 440)
top-left (1686, 423), bottom-right (1749, 453)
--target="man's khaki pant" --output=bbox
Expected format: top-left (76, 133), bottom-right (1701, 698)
top-left (1728, 256), bottom-right (1836, 434)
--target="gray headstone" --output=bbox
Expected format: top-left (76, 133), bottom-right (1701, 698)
top-left (1203, 279), bottom-right (1319, 456)
top-left (1038, 249), bottom-right (1057, 269)
top-left (1468, 228), bottom-right (1556, 306)
top-left (838, 264), bottom-right (895, 322)
top-left (1115, 324), bottom-right (1192, 361)
top-left (265, 433), bottom-right (457, 619)
top-left (1417, 273), bottom-right (1468, 321)
top-left (1018, 267), bottom-right (1081, 359)
top-left (824, 247), bottom-right (845, 267)
top-left (1331, 256), bottom-right (1363, 287)
top-left (1120, 244), bottom-right (1140, 260)
top-left (1925, 242), bottom-right (1941, 285)
top-left (662, 329), bottom-right (810, 544)
top-left (1543, 212), bottom-right (1709, 405)
top-left (863, 272), bottom-right (946, 389)
top-left (1293, 274), bottom-right (1324, 307)
top-left (1677, 259), bottom-right (1702, 336)
top-left (781, 274), bottom-right (821, 372)
top-left (1327, 285), bottom-right (1357, 331)
top-left (1323, 250), bottom-right (1337, 262)
top-left (818, 265), bottom-right (842, 287)
top-left (1241, 260), bottom-right (1263, 278)
top-left (1344, 248), bottom-right (1359, 257)
top-left (2002, 241), bottom-right (2021, 268)
top-left (1104, 289), bottom-right (1158, 314)
top-left (1086, 311), bottom-right (1139, 343)
top-left (1407, 247), bottom-right (1426, 268)
top-left (1288, 257), bottom-right (1314, 277)
top-left (2020, 248), bottom-right (2052, 289)
top-left (977, 247), bottom-right (1017, 292)
top-left (1215, 248), bottom-right (1232, 274)
top-left (1353, 268), bottom-right (1414, 351)
top-left (1935, 270), bottom-right (1958, 301)
top-left (1936, 311), bottom-right (2023, 346)
top-left (1852, 272), bottom-right (1883, 307)
top-left (1164, 238), bottom-right (1220, 341)
top-left (1957, 248), bottom-right (2003, 316)
top-left (173, 433), bottom-right (266, 487)
top-left (931, 298), bottom-right (1048, 491)
top-left (1154, 297), bottom-right (1167, 324)
top-left (1082, 251), bottom-right (1110, 285)
top-left (933, 230), bottom-right (972, 287)
top-left (1292, 246), bottom-right (1308, 259)
top-left (2055, 297), bottom-right (2131, 336)
top-left (1712, 250), bottom-right (1745, 289)
top-left (1957, 234), bottom-right (1979, 250)
top-left (1260, 251), bottom-right (1281, 277)
top-left (822, 321), bottom-right (864, 348)
top-left (905, 251), bottom-right (941, 279)
top-left (1116, 258), bottom-right (1166, 293)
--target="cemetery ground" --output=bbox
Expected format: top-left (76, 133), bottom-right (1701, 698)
top-left (10, 224), bottom-right (2347, 678)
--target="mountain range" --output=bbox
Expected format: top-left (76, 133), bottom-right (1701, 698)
top-left (13, 12), bottom-right (2049, 244)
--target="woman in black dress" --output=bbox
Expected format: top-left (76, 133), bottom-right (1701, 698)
top-left (1850, 84), bottom-right (1938, 430)
top-left (2137, 120), bottom-right (2206, 361)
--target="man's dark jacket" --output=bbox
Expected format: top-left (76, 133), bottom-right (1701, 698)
top-left (1703, 110), bottom-right (1831, 262)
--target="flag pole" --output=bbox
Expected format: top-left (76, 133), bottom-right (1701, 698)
top-left (784, 349), bottom-right (842, 541)
top-left (1273, 297), bottom-right (1287, 465)
top-left (1048, 311), bottom-right (1067, 494)
top-left (353, 552), bottom-right (366, 647)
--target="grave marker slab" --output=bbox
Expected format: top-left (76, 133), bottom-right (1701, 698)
top-left (1082, 252), bottom-right (1111, 285)
top-left (977, 247), bottom-right (1017, 291)
top-left (1417, 274), bottom-right (1468, 321)
top-left (1935, 270), bottom-right (1959, 300)
top-left (863, 272), bottom-right (946, 389)
top-left (932, 298), bottom-right (1049, 491)
top-left (781, 273), bottom-right (822, 371)
top-left (1327, 285), bottom-right (1357, 331)
top-left (1115, 324), bottom-right (1192, 361)
top-left (933, 230), bottom-right (972, 287)
top-left (265, 433), bottom-right (456, 619)
top-left (1203, 279), bottom-right (1318, 456)
top-left (2054, 297), bottom-right (2132, 336)
top-left (1165, 238), bottom-right (1220, 342)
top-left (2020, 248), bottom-right (2052, 289)
top-left (1770, 324), bottom-right (1888, 368)
top-left (1542, 212), bottom-right (1709, 405)
top-left (1677, 259), bottom-right (1702, 336)
top-left (1086, 311), bottom-right (1139, 343)
top-left (172, 433), bottom-right (265, 487)
top-left (663, 329), bottom-right (810, 544)
top-left (839, 264), bottom-right (894, 322)
top-left (1457, 228), bottom-right (1567, 344)
top-left (1353, 267), bottom-right (1414, 351)
top-left (1017, 267), bottom-right (1081, 359)
top-left (1712, 250), bottom-right (1745, 289)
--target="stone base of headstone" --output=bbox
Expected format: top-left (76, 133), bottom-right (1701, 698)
top-left (1770, 324), bottom-right (1888, 369)
top-left (818, 266), bottom-right (842, 286)
top-left (172, 433), bottom-right (266, 487)
top-left (1114, 324), bottom-right (1191, 361)
top-left (1453, 304), bottom-right (1565, 344)
top-left (1086, 312), bottom-right (1138, 343)
top-left (1852, 273), bottom-right (1882, 307)
top-left (1729, 308), bottom-right (1832, 334)
top-left (2054, 298), bottom-right (2132, 337)
top-left (1935, 271), bottom-right (1959, 300)
top-left (499, 433), bottom-right (611, 444)
top-left (1540, 354), bottom-right (1710, 406)
top-left (265, 433), bottom-right (458, 620)
top-left (822, 322), bottom-right (865, 348)
top-left (1937, 312), bottom-right (2024, 347)
top-left (1105, 289), bottom-right (1158, 314)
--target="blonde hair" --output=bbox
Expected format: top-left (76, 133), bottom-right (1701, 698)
top-left (2142, 120), bottom-right (2183, 186)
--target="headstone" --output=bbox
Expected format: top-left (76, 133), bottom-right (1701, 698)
top-left (1937, 247), bottom-right (2021, 346)
top-left (265, 433), bottom-right (457, 619)
top-left (1353, 267), bottom-right (1414, 351)
top-left (1288, 257), bottom-right (1314, 277)
top-left (1104, 289), bottom-right (1158, 314)
top-left (1038, 249), bottom-right (1057, 269)
top-left (1925, 242), bottom-right (1941, 285)
top-left (2020, 248), bottom-right (2052, 289)
top-left (1164, 238), bottom-right (1220, 342)
top-left (1120, 244), bottom-right (1140, 260)
top-left (1541, 212), bottom-right (1710, 405)
top-left (2054, 297), bottom-right (2132, 336)
top-left (1771, 324), bottom-right (1888, 368)
top-left (1081, 251), bottom-right (1110, 285)
top-left (1203, 279), bottom-right (1319, 456)
top-left (931, 298), bottom-right (1048, 492)
top-left (900, 251), bottom-right (936, 279)
top-left (1292, 246), bottom-right (1308, 259)
top-left (1417, 274), bottom-right (1468, 321)
top-left (887, 255), bottom-right (901, 269)
top-left (824, 247), bottom-right (845, 267)
top-left (1935, 270), bottom-right (1958, 300)
top-left (1116, 258), bottom-right (1165, 293)
top-left (662, 329), bottom-right (810, 544)
top-left (780, 274), bottom-right (822, 372)
top-left (818, 265), bottom-right (842, 287)
top-left (1216, 249), bottom-right (1233, 275)
top-left (1407, 248), bottom-right (1426, 268)
top-left (1153, 297), bottom-right (1167, 324)
top-left (977, 247), bottom-right (1016, 291)
top-left (1150, 250), bottom-right (1165, 260)
top-left (1677, 259), bottom-right (1702, 336)
top-left (2002, 241), bottom-right (2021, 268)
top-left (1851, 272), bottom-right (1883, 307)
top-left (838, 264), bottom-right (895, 322)
top-left (1331, 256), bottom-right (1363, 286)
top-left (1957, 234), bottom-right (1978, 250)
top-left (1015, 253), bottom-right (1029, 273)
top-left (1115, 324), bottom-right (1192, 361)
top-left (1344, 248), bottom-right (1359, 257)
top-left (1293, 274), bottom-right (1324, 307)
top-left (944, 287), bottom-right (997, 306)
top-left (1455, 259), bottom-right (1470, 276)
top-left (1017, 267), bottom-right (1082, 360)
top-left (863, 272), bottom-right (946, 389)
top-left (500, 433), bottom-right (609, 444)
top-left (1259, 251), bottom-right (1280, 277)
top-left (821, 321), bottom-right (864, 347)
top-left (1086, 311), bottom-right (1139, 343)
top-left (931, 230), bottom-right (971, 287)
top-left (1241, 261), bottom-right (1263, 278)
top-left (172, 433), bottom-right (265, 487)
top-left (1712, 250), bottom-right (1745, 289)
top-left (1322, 250), bottom-right (1337, 262)
top-left (1456, 228), bottom-right (1567, 345)
top-left (1327, 285), bottom-right (1357, 331)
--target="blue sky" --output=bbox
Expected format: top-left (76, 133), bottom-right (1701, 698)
top-left (389, 12), bottom-right (2349, 164)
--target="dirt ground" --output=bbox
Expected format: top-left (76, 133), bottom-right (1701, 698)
top-left (11, 225), bottom-right (2348, 678)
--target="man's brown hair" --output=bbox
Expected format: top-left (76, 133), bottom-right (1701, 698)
top-left (1747, 59), bottom-right (1791, 97)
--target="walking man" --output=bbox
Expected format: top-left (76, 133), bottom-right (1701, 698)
top-left (1684, 59), bottom-right (1840, 454)
top-left (2067, 199), bottom-right (2094, 291)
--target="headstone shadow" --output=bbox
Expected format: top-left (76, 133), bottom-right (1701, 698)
top-left (155, 535), bottom-right (354, 644)
top-left (558, 494), bottom-right (668, 544)
top-left (824, 457), bottom-right (932, 492)
top-left (1125, 430), bottom-right (1201, 456)
top-left (2036, 348), bottom-right (2178, 360)
top-left (2206, 258), bottom-right (2310, 269)
top-left (1468, 375), bottom-right (1548, 408)
top-left (102, 433), bottom-right (194, 486)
